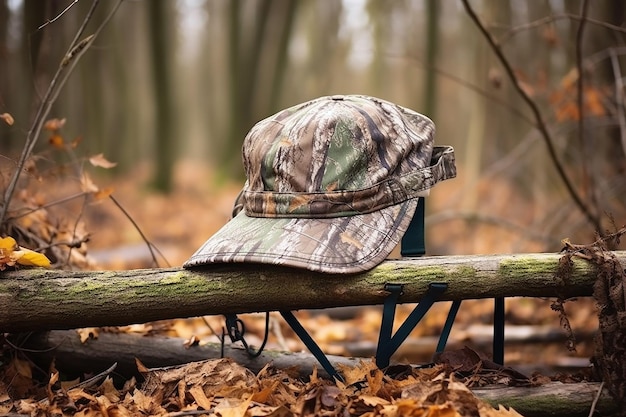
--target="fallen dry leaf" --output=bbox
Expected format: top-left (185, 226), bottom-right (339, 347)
top-left (44, 117), bottom-right (66, 131)
top-left (214, 396), bottom-right (252, 417)
top-left (80, 172), bottom-right (99, 193)
top-left (189, 385), bottom-right (213, 411)
top-left (0, 112), bottom-right (14, 126)
top-left (77, 328), bottom-right (99, 343)
top-left (89, 153), bottom-right (118, 169)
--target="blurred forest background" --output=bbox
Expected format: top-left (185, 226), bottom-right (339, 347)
top-left (1, 0), bottom-right (625, 266)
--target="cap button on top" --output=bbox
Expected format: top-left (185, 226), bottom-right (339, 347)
top-left (331, 95), bottom-right (345, 101)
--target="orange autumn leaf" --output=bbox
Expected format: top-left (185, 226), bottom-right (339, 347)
top-left (0, 112), bottom-right (14, 126)
top-left (49, 134), bottom-right (65, 149)
top-left (94, 186), bottom-right (115, 201)
top-left (77, 328), bottom-right (99, 343)
top-left (70, 136), bottom-right (83, 148)
top-left (44, 118), bottom-right (66, 131)
top-left (89, 153), bottom-right (117, 169)
top-left (584, 87), bottom-right (605, 117)
top-left (550, 85), bottom-right (606, 122)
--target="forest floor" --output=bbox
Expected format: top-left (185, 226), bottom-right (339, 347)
top-left (0, 161), bottom-right (603, 416)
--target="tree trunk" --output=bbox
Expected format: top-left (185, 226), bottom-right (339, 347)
top-left (147, 0), bottom-right (175, 192)
top-left (422, 0), bottom-right (439, 119)
top-left (0, 251), bottom-right (619, 333)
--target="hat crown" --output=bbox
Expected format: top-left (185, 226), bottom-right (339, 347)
top-left (244, 95), bottom-right (435, 194)
top-left (241, 96), bottom-right (437, 217)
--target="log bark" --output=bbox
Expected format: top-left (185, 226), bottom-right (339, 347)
top-left (21, 330), bottom-right (617, 417)
top-left (20, 330), bottom-right (360, 380)
top-left (473, 382), bottom-right (617, 417)
top-left (1, 252), bottom-right (621, 333)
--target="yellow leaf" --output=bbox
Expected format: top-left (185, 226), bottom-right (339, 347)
top-left (0, 237), bottom-right (18, 251)
top-left (0, 237), bottom-right (19, 270)
top-left (14, 248), bottom-right (51, 268)
top-left (0, 113), bottom-right (14, 126)
top-left (89, 153), bottom-right (117, 169)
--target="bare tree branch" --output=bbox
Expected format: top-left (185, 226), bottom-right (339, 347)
top-left (497, 13), bottom-right (626, 45)
top-left (37, 0), bottom-right (81, 31)
top-left (575, 0), bottom-right (599, 225)
top-left (460, 0), bottom-right (601, 233)
top-left (609, 49), bottom-right (626, 158)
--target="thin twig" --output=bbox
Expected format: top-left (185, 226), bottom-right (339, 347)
top-left (460, 0), bottom-right (601, 233)
top-left (385, 51), bottom-right (536, 127)
top-left (586, 46), bottom-right (626, 67)
top-left (202, 316), bottom-right (223, 343)
top-left (37, 0), bottom-right (81, 31)
top-left (108, 194), bottom-right (169, 267)
top-left (68, 362), bottom-right (117, 391)
top-left (588, 380), bottom-right (605, 417)
top-left (609, 49), bottom-right (626, 165)
top-left (4, 333), bottom-right (64, 354)
top-left (65, 194), bottom-right (89, 266)
top-left (68, 0), bottom-right (99, 53)
top-left (497, 13), bottom-right (626, 44)
top-left (168, 410), bottom-right (216, 417)
top-left (6, 191), bottom-right (89, 221)
top-left (426, 210), bottom-right (554, 245)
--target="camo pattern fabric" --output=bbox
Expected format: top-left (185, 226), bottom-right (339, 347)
top-left (184, 95), bottom-right (456, 273)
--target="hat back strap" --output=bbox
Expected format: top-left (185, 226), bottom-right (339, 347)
top-left (401, 197), bottom-right (426, 257)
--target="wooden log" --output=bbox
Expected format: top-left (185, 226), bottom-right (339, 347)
top-left (473, 382), bottom-right (617, 417)
top-left (21, 330), bottom-right (360, 380)
top-left (22, 330), bottom-right (617, 417)
top-left (1, 252), bottom-right (621, 333)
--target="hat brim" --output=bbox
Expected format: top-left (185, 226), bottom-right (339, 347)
top-left (183, 198), bottom-right (419, 274)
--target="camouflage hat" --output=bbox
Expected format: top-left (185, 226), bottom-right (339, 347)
top-left (184, 95), bottom-right (456, 273)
